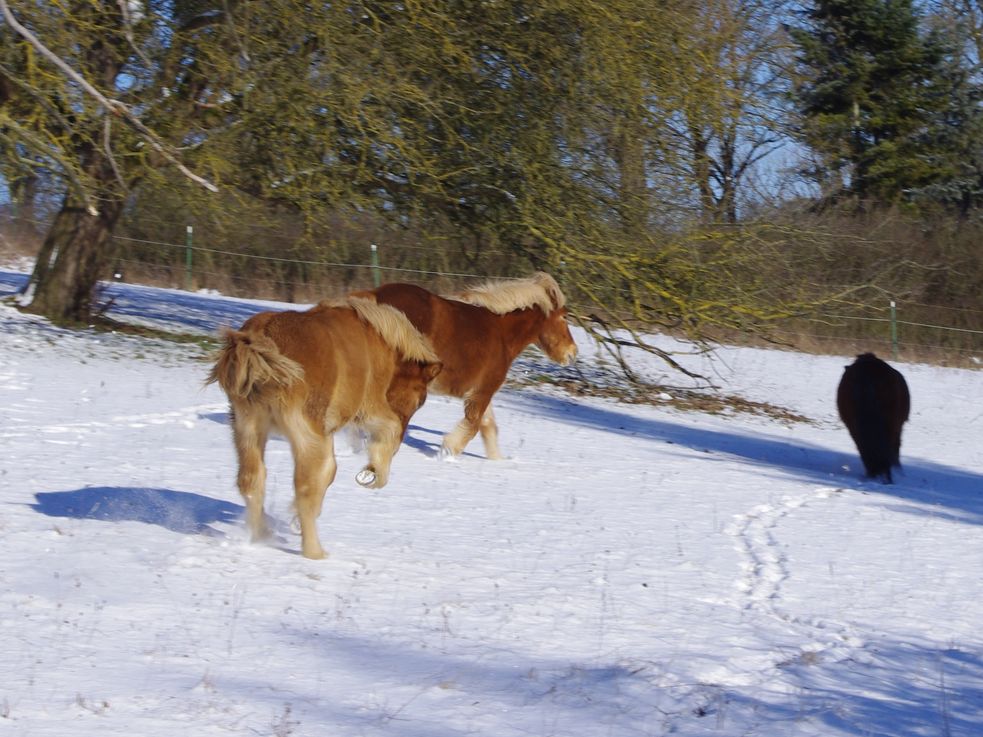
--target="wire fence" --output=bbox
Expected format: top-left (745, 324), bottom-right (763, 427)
top-left (768, 305), bottom-right (983, 366)
top-left (113, 232), bottom-right (489, 282)
top-left (3, 214), bottom-right (982, 366)
top-left (105, 220), bottom-right (527, 304)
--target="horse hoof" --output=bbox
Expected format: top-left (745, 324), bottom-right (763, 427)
top-left (355, 468), bottom-right (377, 487)
top-left (438, 447), bottom-right (461, 462)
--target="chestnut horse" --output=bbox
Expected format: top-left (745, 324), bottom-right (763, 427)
top-left (353, 272), bottom-right (577, 459)
top-left (207, 297), bottom-right (442, 559)
top-left (836, 352), bottom-right (910, 484)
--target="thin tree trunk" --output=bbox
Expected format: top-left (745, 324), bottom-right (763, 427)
top-left (10, 173), bottom-right (40, 238)
top-left (720, 130), bottom-right (738, 224)
top-left (689, 127), bottom-right (717, 223)
top-left (613, 124), bottom-right (649, 237)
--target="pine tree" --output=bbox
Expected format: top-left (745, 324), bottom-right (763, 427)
top-left (790, 0), bottom-right (955, 206)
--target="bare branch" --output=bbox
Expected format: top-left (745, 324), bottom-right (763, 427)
top-left (116, 0), bottom-right (153, 69)
top-left (0, 0), bottom-right (219, 194)
top-left (0, 114), bottom-right (100, 215)
top-left (103, 116), bottom-right (127, 191)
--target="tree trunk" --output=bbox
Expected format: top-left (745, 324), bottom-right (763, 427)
top-left (689, 126), bottom-right (717, 223)
top-left (24, 195), bottom-right (124, 322)
top-left (719, 130), bottom-right (738, 224)
top-left (10, 173), bottom-right (40, 239)
top-left (612, 123), bottom-right (649, 237)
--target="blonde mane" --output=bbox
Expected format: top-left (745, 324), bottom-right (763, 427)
top-left (318, 297), bottom-right (439, 363)
top-left (451, 272), bottom-right (566, 315)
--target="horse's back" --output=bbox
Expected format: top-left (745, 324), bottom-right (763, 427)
top-left (286, 306), bottom-right (395, 418)
top-left (837, 353), bottom-right (909, 420)
top-left (366, 283), bottom-right (496, 395)
top-left (366, 283), bottom-right (439, 334)
top-left (230, 306), bottom-right (393, 429)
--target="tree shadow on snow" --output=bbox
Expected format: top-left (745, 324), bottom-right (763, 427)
top-left (0, 268), bottom-right (279, 335)
top-left (0, 269), bottom-right (27, 296)
top-left (220, 626), bottom-right (682, 737)
top-left (718, 638), bottom-right (983, 737)
top-left (30, 486), bottom-right (243, 537)
top-left (99, 279), bottom-right (283, 335)
top-left (497, 391), bottom-right (983, 525)
top-left (220, 626), bottom-right (983, 737)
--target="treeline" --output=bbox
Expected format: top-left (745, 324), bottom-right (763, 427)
top-left (1, 1), bottom-right (982, 365)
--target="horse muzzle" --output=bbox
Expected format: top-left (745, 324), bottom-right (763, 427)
top-left (561, 345), bottom-right (578, 366)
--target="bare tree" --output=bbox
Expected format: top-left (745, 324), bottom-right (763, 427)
top-left (663, 0), bottom-right (792, 223)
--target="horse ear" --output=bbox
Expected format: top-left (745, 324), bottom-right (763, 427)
top-left (424, 361), bottom-right (443, 381)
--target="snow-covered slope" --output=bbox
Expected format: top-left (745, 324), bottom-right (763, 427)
top-left (2, 270), bottom-right (981, 736)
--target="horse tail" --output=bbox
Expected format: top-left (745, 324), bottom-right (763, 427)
top-left (207, 327), bottom-right (305, 401)
top-left (344, 297), bottom-right (439, 364)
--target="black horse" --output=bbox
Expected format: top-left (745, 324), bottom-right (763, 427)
top-left (836, 353), bottom-right (911, 483)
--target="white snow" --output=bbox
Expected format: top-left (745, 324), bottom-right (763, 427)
top-left (1, 268), bottom-right (982, 736)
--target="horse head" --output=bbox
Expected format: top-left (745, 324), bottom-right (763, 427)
top-left (387, 358), bottom-right (443, 431)
top-left (537, 305), bottom-right (578, 365)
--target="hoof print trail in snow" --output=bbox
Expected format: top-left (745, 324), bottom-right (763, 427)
top-left (729, 486), bottom-right (864, 671)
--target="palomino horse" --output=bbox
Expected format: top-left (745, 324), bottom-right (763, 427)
top-left (207, 297), bottom-right (442, 559)
top-left (353, 272), bottom-right (577, 459)
top-left (836, 352), bottom-right (910, 483)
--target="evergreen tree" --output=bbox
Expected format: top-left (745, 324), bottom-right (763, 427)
top-left (909, 1), bottom-right (983, 215)
top-left (789, 0), bottom-right (955, 206)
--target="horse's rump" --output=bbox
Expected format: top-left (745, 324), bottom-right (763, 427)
top-left (348, 283), bottom-right (441, 336)
top-left (318, 296), bottom-right (439, 364)
top-left (836, 352), bottom-right (910, 483)
top-left (207, 325), bottom-right (305, 402)
top-left (210, 298), bottom-right (437, 428)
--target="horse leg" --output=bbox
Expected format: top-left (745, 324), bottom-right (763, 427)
top-left (357, 413), bottom-right (403, 488)
top-left (442, 392), bottom-right (493, 458)
top-left (232, 407), bottom-right (271, 542)
top-left (290, 436), bottom-right (337, 560)
top-left (478, 402), bottom-right (503, 460)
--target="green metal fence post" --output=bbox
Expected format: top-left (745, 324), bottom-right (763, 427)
top-left (185, 225), bottom-right (194, 292)
top-left (890, 299), bottom-right (899, 360)
top-left (370, 243), bottom-right (381, 288)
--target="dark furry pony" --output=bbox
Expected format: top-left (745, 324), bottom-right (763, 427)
top-left (836, 353), bottom-right (910, 483)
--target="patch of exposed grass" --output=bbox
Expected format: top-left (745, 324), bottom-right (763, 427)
top-left (508, 372), bottom-right (811, 424)
top-left (85, 315), bottom-right (220, 351)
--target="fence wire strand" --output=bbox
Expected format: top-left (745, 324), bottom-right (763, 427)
top-left (3, 215), bottom-right (982, 358)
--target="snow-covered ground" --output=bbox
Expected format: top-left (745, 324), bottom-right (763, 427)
top-left (1, 268), bottom-right (982, 736)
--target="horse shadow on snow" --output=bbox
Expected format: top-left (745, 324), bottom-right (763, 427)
top-left (37, 414), bottom-right (466, 545)
top-left (201, 409), bottom-right (482, 460)
top-left (30, 487), bottom-right (243, 537)
top-left (222, 625), bottom-right (983, 736)
top-left (497, 390), bottom-right (983, 526)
